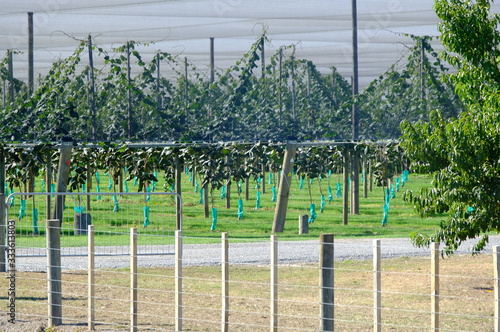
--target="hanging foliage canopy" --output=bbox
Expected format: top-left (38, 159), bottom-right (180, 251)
top-left (0, 31), bottom-right (460, 143)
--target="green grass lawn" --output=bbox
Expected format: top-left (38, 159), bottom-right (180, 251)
top-left (179, 172), bottom-right (442, 241)
top-left (6, 171), bottom-right (443, 245)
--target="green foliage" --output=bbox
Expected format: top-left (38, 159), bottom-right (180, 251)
top-left (0, 32), bottom-right (356, 142)
top-left (435, 0), bottom-right (500, 108)
top-left (1, 30), bottom-right (465, 142)
top-left (372, 142), bottom-right (405, 188)
top-left (401, 0), bottom-right (500, 254)
top-left (360, 35), bottom-right (463, 139)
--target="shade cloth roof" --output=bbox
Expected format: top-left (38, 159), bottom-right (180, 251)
top-left (1, 0), bottom-right (499, 89)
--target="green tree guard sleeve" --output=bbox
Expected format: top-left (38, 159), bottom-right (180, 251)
top-left (255, 177), bottom-right (262, 190)
top-left (255, 191), bottom-right (261, 209)
top-left (328, 186), bottom-right (333, 203)
top-left (237, 199), bottom-right (244, 220)
top-left (211, 208), bottom-right (218, 231)
top-left (32, 208), bottom-right (39, 234)
top-left (402, 170), bottom-right (409, 185)
top-left (19, 199), bottom-right (26, 219)
top-left (113, 195), bottom-right (119, 212)
top-left (336, 183), bottom-right (342, 198)
top-left (382, 203), bottom-right (389, 226)
top-left (8, 190), bottom-right (15, 206)
top-left (74, 206), bottom-right (84, 213)
top-left (308, 203), bottom-right (317, 223)
top-left (152, 171), bottom-right (158, 191)
top-left (271, 186), bottom-right (277, 202)
top-left (143, 206), bottom-right (150, 227)
top-left (220, 185), bottom-right (227, 199)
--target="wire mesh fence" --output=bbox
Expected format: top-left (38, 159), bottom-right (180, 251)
top-left (5, 192), bottom-right (180, 257)
top-left (1, 233), bottom-right (499, 331)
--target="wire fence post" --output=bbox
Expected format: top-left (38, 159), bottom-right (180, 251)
top-left (175, 230), bottom-right (183, 332)
top-left (130, 228), bottom-right (138, 332)
top-left (47, 218), bottom-right (62, 326)
top-left (431, 242), bottom-right (439, 331)
top-left (88, 224), bottom-right (95, 331)
top-left (494, 245), bottom-right (500, 332)
top-left (320, 234), bottom-right (334, 331)
top-left (221, 232), bottom-right (229, 332)
top-left (373, 239), bottom-right (381, 332)
top-left (271, 234), bottom-right (278, 332)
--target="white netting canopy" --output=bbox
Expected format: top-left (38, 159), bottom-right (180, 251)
top-left (1, 0), bottom-right (498, 88)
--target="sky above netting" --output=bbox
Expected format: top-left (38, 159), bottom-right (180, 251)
top-left (2, 0), bottom-right (498, 89)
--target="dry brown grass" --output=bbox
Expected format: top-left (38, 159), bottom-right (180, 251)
top-left (0, 253), bottom-right (496, 331)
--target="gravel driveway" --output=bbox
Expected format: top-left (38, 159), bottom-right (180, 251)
top-left (13, 235), bottom-right (500, 272)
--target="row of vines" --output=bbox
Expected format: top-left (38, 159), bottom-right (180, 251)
top-left (1, 33), bottom-right (463, 143)
top-left (1, 142), bottom-right (405, 210)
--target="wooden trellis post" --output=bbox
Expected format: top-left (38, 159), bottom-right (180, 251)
top-left (47, 219), bottom-right (62, 327)
top-left (373, 239), bottom-right (381, 332)
top-left (130, 228), bottom-right (138, 332)
top-left (431, 242), bottom-right (439, 330)
top-left (320, 234), bottom-right (334, 331)
top-left (494, 245), bottom-right (500, 332)
top-left (88, 225), bottom-right (95, 330)
top-left (271, 235), bottom-right (278, 331)
top-left (272, 143), bottom-right (297, 233)
top-left (221, 232), bottom-right (229, 332)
